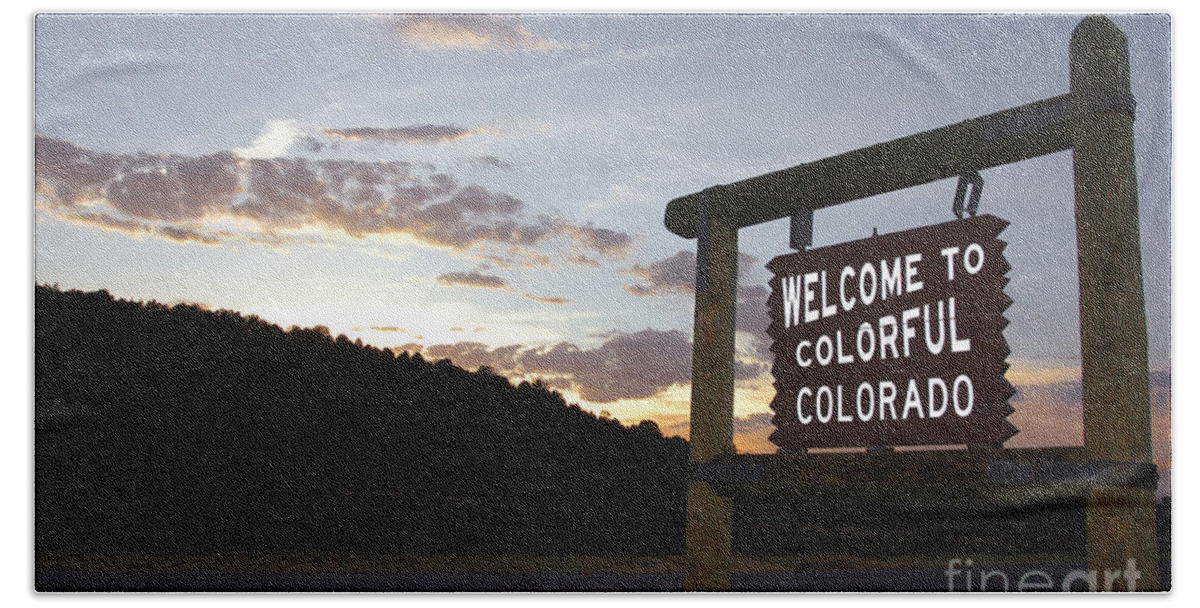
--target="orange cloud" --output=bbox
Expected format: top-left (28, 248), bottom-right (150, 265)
top-left (321, 125), bottom-right (487, 144)
top-left (404, 330), bottom-right (763, 404)
top-left (433, 269), bottom-right (571, 305)
top-left (521, 293), bottom-right (572, 305)
top-left (369, 326), bottom-right (404, 333)
top-left (390, 15), bottom-right (556, 51)
top-left (435, 270), bottom-right (509, 290)
top-left (34, 135), bottom-right (632, 261)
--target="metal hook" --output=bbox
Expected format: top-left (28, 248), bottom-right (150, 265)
top-left (789, 206), bottom-right (813, 251)
top-left (953, 170), bottom-right (984, 218)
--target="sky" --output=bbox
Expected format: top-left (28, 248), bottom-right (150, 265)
top-left (32, 13), bottom-right (1171, 485)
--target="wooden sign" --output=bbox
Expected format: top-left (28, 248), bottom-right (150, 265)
top-left (766, 215), bottom-right (1017, 449)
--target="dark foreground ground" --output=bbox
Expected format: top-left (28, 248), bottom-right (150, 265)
top-left (37, 560), bottom-right (1171, 592)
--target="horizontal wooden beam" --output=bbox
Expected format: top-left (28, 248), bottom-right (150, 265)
top-left (665, 93), bottom-right (1080, 238)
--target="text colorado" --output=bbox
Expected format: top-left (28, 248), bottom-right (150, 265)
top-left (766, 215), bottom-right (1015, 448)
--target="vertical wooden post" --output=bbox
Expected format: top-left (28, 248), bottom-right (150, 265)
top-left (684, 189), bottom-right (738, 591)
top-left (1070, 15), bottom-right (1160, 591)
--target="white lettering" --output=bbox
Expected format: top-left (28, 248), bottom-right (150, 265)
top-left (836, 330), bottom-right (853, 364)
top-left (940, 246), bottom-right (961, 282)
top-left (949, 297), bottom-right (971, 352)
top-left (902, 379), bottom-right (924, 419)
top-left (879, 315), bottom-right (899, 360)
top-left (836, 385), bottom-right (853, 422)
top-left (1061, 570), bottom-right (1097, 592)
top-left (964, 243), bottom-right (985, 275)
top-left (924, 301), bottom-right (946, 355)
top-left (839, 265), bottom-right (856, 311)
top-left (796, 387), bottom-right (813, 424)
top-left (927, 377), bottom-right (949, 418)
top-left (816, 334), bottom-right (834, 366)
top-left (782, 275), bottom-right (801, 328)
top-left (795, 340), bottom-right (813, 368)
top-left (803, 272), bottom-right (820, 323)
top-left (880, 257), bottom-right (903, 300)
top-left (856, 322), bottom-right (876, 362)
top-left (1103, 569), bottom-right (1123, 592)
top-left (904, 253), bottom-right (923, 292)
top-left (1018, 571), bottom-right (1054, 592)
top-left (816, 386), bottom-right (834, 423)
top-left (1124, 559), bottom-right (1142, 592)
top-left (879, 381), bottom-right (898, 420)
top-left (856, 382), bottom-right (875, 422)
top-left (820, 270), bottom-right (837, 318)
top-left (901, 307), bottom-right (920, 357)
top-left (953, 374), bottom-right (974, 417)
top-left (859, 262), bottom-right (878, 306)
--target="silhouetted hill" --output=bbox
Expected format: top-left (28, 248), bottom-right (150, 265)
top-left (36, 285), bottom-right (1170, 579)
top-left (35, 285), bottom-right (688, 558)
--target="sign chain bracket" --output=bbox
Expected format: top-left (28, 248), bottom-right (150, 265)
top-left (953, 170), bottom-right (984, 219)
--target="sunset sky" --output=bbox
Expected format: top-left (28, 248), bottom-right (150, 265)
top-left (32, 13), bottom-right (1171, 487)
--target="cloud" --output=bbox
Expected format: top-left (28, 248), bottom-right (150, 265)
top-left (566, 254), bottom-right (601, 267)
top-left (34, 135), bottom-right (631, 260)
top-left (321, 125), bottom-right (488, 144)
top-left (623, 250), bottom-right (694, 297)
top-left (393, 342), bottom-right (425, 354)
top-left (622, 249), bottom-right (773, 364)
top-left (420, 341), bottom-right (519, 371)
top-left (734, 284), bottom-right (772, 357)
top-left (55, 209), bottom-right (153, 236)
top-left (731, 412), bottom-right (780, 454)
top-left (521, 293), bottom-right (572, 305)
top-left (155, 225), bottom-right (222, 245)
top-left (564, 224), bottom-right (632, 258)
top-left (435, 270), bottom-right (510, 290)
top-left (478, 250), bottom-right (554, 269)
top-left (35, 136), bottom-right (241, 224)
top-left (235, 119), bottom-right (304, 159)
top-left (732, 412), bottom-right (775, 434)
top-left (1010, 372), bottom-right (1171, 411)
top-left (390, 15), bottom-right (557, 51)
top-left (296, 136), bottom-right (329, 154)
top-left (471, 155), bottom-right (514, 170)
top-left (434, 268), bottom-right (571, 305)
top-left (624, 250), bottom-right (760, 296)
top-left (407, 328), bottom-right (761, 403)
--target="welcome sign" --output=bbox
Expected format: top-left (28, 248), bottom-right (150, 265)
top-left (767, 215), bottom-right (1016, 449)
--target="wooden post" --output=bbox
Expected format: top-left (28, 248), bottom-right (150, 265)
top-left (684, 189), bottom-right (738, 591)
top-left (1070, 15), bottom-right (1160, 591)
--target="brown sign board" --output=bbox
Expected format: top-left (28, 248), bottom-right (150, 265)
top-left (766, 214), bottom-right (1017, 449)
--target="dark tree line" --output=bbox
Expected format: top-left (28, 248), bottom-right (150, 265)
top-left (35, 285), bottom-right (689, 558)
top-left (34, 285), bottom-right (1169, 568)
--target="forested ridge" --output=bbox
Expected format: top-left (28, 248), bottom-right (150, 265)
top-left (35, 285), bottom-right (1170, 570)
top-left (35, 285), bottom-right (689, 558)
